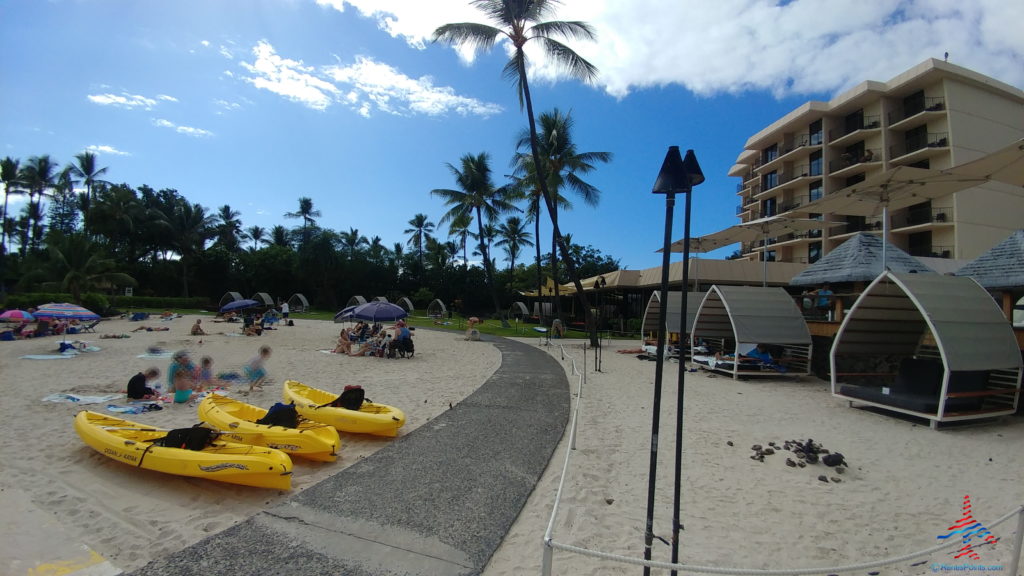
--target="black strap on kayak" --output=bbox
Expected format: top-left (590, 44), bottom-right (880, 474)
top-left (138, 441), bottom-right (157, 468)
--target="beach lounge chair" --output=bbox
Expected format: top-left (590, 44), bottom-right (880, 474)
top-left (80, 319), bottom-right (101, 333)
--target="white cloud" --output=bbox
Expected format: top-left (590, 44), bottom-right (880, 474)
top-left (152, 118), bottom-right (214, 138)
top-left (319, 0), bottom-right (1024, 100)
top-left (214, 99), bottom-right (242, 112)
top-left (157, 94), bottom-right (178, 102)
top-left (219, 45), bottom-right (234, 60)
top-left (85, 144), bottom-right (131, 156)
top-left (87, 92), bottom-right (158, 110)
top-left (323, 56), bottom-right (502, 117)
top-left (240, 40), bottom-right (340, 111)
top-left (201, 40), bottom-right (210, 47)
top-left (239, 40), bottom-right (500, 117)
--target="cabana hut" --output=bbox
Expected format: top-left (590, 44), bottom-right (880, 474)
top-left (641, 291), bottom-right (705, 349)
top-left (346, 296), bottom-right (367, 308)
top-left (250, 292), bottom-right (274, 307)
top-left (508, 301), bottom-right (529, 319)
top-left (372, 296), bottom-right (389, 303)
top-left (396, 297), bottom-right (415, 313)
top-left (427, 299), bottom-right (447, 319)
top-left (218, 291), bottom-right (244, 310)
top-left (689, 285), bottom-right (812, 379)
top-left (831, 272), bottom-right (1022, 428)
top-left (286, 293), bottom-right (309, 313)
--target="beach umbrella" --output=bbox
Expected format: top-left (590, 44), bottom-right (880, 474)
top-left (350, 301), bottom-right (408, 322)
top-left (219, 299), bottom-right (260, 313)
top-left (333, 306), bottom-right (357, 323)
top-left (948, 138), bottom-right (1024, 187)
top-left (33, 302), bottom-right (100, 321)
top-left (0, 309), bottom-right (35, 323)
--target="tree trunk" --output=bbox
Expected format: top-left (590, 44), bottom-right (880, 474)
top-left (476, 209), bottom-right (509, 328)
top-left (518, 62), bottom-right (597, 347)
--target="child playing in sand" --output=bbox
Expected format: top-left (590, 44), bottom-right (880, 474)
top-left (244, 345), bottom-right (271, 391)
top-left (168, 350), bottom-right (199, 404)
top-left (127, 368), bottom-right (161, 400)
top-left (198, 356), bottom-right (221, 390)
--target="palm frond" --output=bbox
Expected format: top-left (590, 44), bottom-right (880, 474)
top-left (539, 38), bottom-right (598, 83)
top-left (432, 22), bottom-right (503, 51)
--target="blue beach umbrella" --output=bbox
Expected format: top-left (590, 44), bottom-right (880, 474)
top-left (33, 302), bottom-right (100, 321)
top-left (333, 306), bottom-right (357, 323)
top-left (350, 301), bottom-right (408, 322)
top-left (220, 299), bottom-right (260, 313)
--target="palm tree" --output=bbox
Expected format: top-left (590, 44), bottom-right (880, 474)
top-left (48, 168), bottom-right (80, 235)
top-left (246, 225), bottom-right (268, 250)
top-left (432, 151), bottom-right (518, 323)
top-left (447, 212), bottom-right (472, 271)
top-left (270, 225), bottom-right (291, 248)
top-left (404, 213), bottom-right (435, 273)
top-left (1, 157), bottom-right (23, 252)
top-left (495, 215), bottom-right (533, 275)
top-left (339, 227), bottom-right (368, 260)
top-left (515, 108), bottom-right (610, 318)
top-left (19, 155), bottom-right (59, 252)
top-left (214, 204), bottom-right (244, 252)
top-left (169, 201), bottom-right (217, 297)
top-left (284, 196), bottom-right (321, 247)
top-left (42, 234), bottom-right (136, 303)
top-left (434, 0), bottom-right (600, 344)
top-left (69, 151), bottom-right (109, 237)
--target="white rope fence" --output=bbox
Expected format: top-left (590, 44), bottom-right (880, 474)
top-left (537, 341), bottom-right (1024, 576)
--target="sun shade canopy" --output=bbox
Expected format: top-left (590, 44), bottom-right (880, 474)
top-left (692, 285), bottom-right (811, 345)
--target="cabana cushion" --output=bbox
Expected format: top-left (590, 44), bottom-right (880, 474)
top-left (894, 358), bottom-right (943, 396)
top-left (839, 359), bottom-right (989, 414)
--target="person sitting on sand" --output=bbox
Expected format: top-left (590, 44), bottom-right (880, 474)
top-left (348, 339), bottom-right (374, 357)
top-left (198, 356), bottom-right (222, 390)
top-left (333, 329), bottom-right (353, 354)
top-left (127, 368), bottom-right (161, 400)
top-left (715, 343), bottom-right (773, 363)
top-left (132, 325), bottom-right (170, 332)
top-left (245, 345), bottom-right (271, 391)
top-left (168, 351), bottom-right (199, 404)
top-left (190, 319), bottom-right (207, 336)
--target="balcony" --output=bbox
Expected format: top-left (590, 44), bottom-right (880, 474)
top-left (889, 132), bottom-right (949, 165)
top-left (909, 245), bottom-right (953, 259)
top-left (828, 115), bottom-right (882, 146)
top-left (888, 97), bottom-right (946, 131)
top-left (828, 148), bottom-right (881, 175)
top-left (892, 207), bottom-right (952, 229)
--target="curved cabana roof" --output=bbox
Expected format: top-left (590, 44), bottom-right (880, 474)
top-left (346, 295), bottom-right (367, 308)
top-left (287, 293), bottom-right (309, 312)
top-left (396, 297), bottom-right (414, 312)
top-left (218, 291), bottom-right (244, 309)
top-left (373, 296), bottom-right (389, 303)
top-left (831, 272), bottom-right (1022, 427)
top-left (508, 302), bottom-right (529, 318)
top-left (427, 299), bottom-right (447, 317)
top-left (690, 285), bottom-right (812, 379)
top-left (250, 292), bottom-right (274, 307)
top-left (641, 291), bottom-right (704, 337)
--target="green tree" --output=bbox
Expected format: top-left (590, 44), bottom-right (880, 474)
top-left (169, 201), bottom-right (217, 297)
top-left (284, 197), bottom-right (321, 248)
top-left (1, 157), bottom-right (23, 252)
top-left (339, 227), bottom-right (368, 260)
top-left (36, 234), bottom-right (136, 303)
top-left (214, 204), bottom-right (244, 252)
top-left (19, 155), bottom-right (59, 252)
top-left (47, 168), bottom-right (80, 235)
top-left (246, 225), bottom-right (268, 250)
top-left (495, 215), bottom-right (533, 275)
top-left (432, 152), bottom-right (517, 323)
top-left (447, 211), bottom-right (472, 273)
top-left (404, 213), bottom-right (435, 273)
top-left (434, 0), bottom-right (600, 344)
top-left (69, 151), bottom-right (108, 237)
top-left (270, 225), bottom-right (291, 248)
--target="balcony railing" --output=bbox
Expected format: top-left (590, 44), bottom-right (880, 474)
top-left (783, 132), bottom-right (822, 153)
top-left (828, 148), bottom-right (881, 172)
top-left (828, 115), bottom-right (882, 140)
top-left (888, 97), bottom-right (946, 125)
top-left (892, 207), bottom-right (951, 228)
top-left (909, 245), bottom-right (953, 259)
top-left (889, 132), bottom-right (948, 158)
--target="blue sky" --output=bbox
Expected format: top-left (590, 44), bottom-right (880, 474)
top-left (3, 0), bottom-right (1022, 271)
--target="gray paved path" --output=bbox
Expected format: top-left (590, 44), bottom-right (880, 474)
top-left (130, 336), bottom-right (569, 576)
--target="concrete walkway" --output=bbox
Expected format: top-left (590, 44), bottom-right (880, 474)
top-left (130, 336), bottom-right (569, 576)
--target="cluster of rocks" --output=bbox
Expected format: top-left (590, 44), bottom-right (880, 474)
top-left (741, 438), bottom-right (849, 484)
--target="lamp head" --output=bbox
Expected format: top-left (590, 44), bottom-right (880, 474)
top-left (653, 146), bottom-right (704, 194)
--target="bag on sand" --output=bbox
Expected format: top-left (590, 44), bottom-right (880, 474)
top-left (325, 385), bottom-right (365, 410)
top-left (156, 425), bottom-right (219, 451)
top-left (256, 402), bottom-right (299, 428)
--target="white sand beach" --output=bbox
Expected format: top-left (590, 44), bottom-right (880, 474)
top-left (2, 318), bottom-right (1022, 575)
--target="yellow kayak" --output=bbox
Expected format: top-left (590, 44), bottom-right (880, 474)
top-left (197, 393), bottom-right (341, 462)
top-left (74, 410), bottom-right (293, 490)
top-left (282, 380), bottom-right (406, 437)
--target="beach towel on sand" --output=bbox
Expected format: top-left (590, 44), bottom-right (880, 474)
top-left (43, 393), bottom-right (122, 404)
top-left (21, 354), bottom-right (77, 360)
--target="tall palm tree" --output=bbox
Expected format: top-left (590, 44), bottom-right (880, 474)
top-left (432, 151), bottom-right (518, 323)
top-left (19, 155), bottom-right (59, 252)
top-left (270, 225), bottom-right (291, 248)
top-left (339, 227), bottom-right (368, 260)
top-left (404, 213), bottom-right (435, 272)
top-left (246, 225), bottom-right (268, 250)
top-left (447, 212), bottom-right (472, 271)
top-left (516, 108), bottom-right (611, 318)
top-left (434, 0), bottom-right (600, 344)
top-left (41, 234), bottom-right (137, 303)
top-left (69, 151), bottom-right (109, 237)
top-left (1, 157), bottom-right (23, 252)
top-left (495, 215), bottom-right (533, 275)
top-left (284, 196), bottom-right (321, 247)
top-left (169, 201), bottom-right (217, 297)
top-left (214, 204), bottom-right (244, 252)
top-left (48, 167), bottom-right (80, 235)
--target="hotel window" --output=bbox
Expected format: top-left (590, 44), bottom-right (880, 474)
top-left (905, 125), bottom-right (927, 154)
top-left (808, 241), bottom-right (822, 264)
top-left (809, 150), bottom-right (823, 176)
top-left (903, 90), bottom-right (925, 118)
top-left (762, 197), bottom-right (777, 218)
top-left (809, 119), bottom-right (823, 145)
top-left (844, 109), bottom-right (864, 135)
top-left (763, 170), bottom-right (778, 190)
top-left (808, 181), bottom-right (823, 202)
top-left (763, 143), bottom-right (779, 163)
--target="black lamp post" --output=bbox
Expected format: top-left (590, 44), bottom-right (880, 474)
top-left (643, 146), bottom-right (704, 575)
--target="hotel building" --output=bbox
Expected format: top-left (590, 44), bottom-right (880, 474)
top-left (728, 59), bottom-right (1024, 264)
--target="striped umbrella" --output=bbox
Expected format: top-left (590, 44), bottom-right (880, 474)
top-left (0, 309), bottom-right (35, 323)
top-left (33, 302), bottom-right (100, 321)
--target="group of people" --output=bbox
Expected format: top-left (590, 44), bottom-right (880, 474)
top-left (332, 320), bottom-right (413, 358)
top-left (128, 345), bottom-right (272, 403)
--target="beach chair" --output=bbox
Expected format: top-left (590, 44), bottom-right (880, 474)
top-left (24, 320), bottom-right (51, 338)
top-left (80, 319), bottom-right (101, 333)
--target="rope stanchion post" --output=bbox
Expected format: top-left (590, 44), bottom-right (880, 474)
top-left (1009, 504), bottom-right (1023, 576)
top-left (542, 538), bottom-right (554, 576)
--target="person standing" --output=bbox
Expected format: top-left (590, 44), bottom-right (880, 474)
top-left (280, 300), bottom-right (290, 320)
